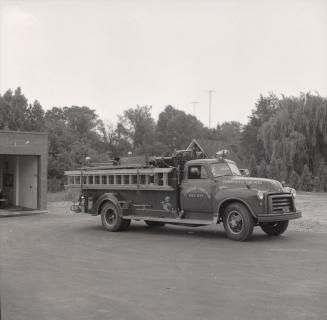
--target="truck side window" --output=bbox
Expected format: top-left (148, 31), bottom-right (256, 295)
top-left (188, 165), bottom-right (201, 179)
top-left (188, 165), bottom-right (209, 179)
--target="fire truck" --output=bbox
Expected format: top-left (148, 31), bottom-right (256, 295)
top-left (65, 147), bottom-right (301, 241)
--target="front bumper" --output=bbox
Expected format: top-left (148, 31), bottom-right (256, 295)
top-left (257, 211), bottom-right (302, 222)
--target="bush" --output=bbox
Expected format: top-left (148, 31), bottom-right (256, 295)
top-left (48, 177), bottom-right (65, 192)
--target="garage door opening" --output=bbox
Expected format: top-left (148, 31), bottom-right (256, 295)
top-left (0, 155), bottom-right (39, 210)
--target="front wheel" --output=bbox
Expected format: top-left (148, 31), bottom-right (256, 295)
top-left (223, 203), bottom-right (254, 241)
top-left (101, 202), bottom-right (125, 232)
top-left (260, 221), bottom-right (289, 236)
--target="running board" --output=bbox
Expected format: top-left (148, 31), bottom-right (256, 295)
top-left (123, 215), bottom-right (214, 225)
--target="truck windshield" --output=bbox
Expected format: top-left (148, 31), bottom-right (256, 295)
top-left (210, 162), bottom-right (241, 177)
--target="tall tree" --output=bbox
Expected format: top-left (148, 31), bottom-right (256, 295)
top-left (257, 159), bottom-right (268, 178)
top-left (100, 122), bottom-right (132, 158)
top-left (25, 100), bottom-right (45, 131)
top-left (248, 155), bottom-right (258, 177)
top-left (241, 93), bottom-right (280, 162)
top-left (301, 164), bottom-right (313, 191)
top-left (268, 158), bottom-right (279, 180)
top-left (317, 163), bottom-right (327, 192)
top-left (157, 105), bottom-right (204, 150)
top-left (118, 105), bottom-right (157, 154)
top-left (258, 93), bottom-right (327, 180)
top-left (289, 170), bottom-right (301, 189)
top-left (45, 105), bottom-right (108, 190)
top-left (0, 88), bottom-right (46, 131)
top-left (321, 166), bottom-right (327, 192)
top-left (0, 88), bottom-right (28, 130)
top-left (63, 106), bottom-right (100, 137)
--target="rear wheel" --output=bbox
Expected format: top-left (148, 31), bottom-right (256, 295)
top-left (101, 202), bottom-right (124, 232)
top-left (223, 203), bottom-right (254, 241)
top-left (260, 221), bottom-right (289, 236)
top-left (145, 221), bottom-right (165, 228)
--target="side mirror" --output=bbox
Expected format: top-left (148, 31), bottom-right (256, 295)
top-left (201, 171), bottom-right (209, 179)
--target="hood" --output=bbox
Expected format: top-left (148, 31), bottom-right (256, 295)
top-left (219, 176), bottom-right (284, 192)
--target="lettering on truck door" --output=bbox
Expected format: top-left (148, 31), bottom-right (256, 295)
top-left (180, 164), bottom-right (213, 213)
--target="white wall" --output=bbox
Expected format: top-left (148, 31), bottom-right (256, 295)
top-left (19, 156), bottom-right (38, 209)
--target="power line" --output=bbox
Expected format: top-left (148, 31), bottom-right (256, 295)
top-left (207, 90), bottom-right (216, 128)
top-left (190, 101), bottom-right (199, 116)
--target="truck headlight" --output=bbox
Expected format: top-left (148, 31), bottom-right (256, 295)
top-left (283, 187), bottom-right (296, 198)
top-left (290, 188), bottom-right (296, 198)
top-left (257, 190), bottom-right (264, 200)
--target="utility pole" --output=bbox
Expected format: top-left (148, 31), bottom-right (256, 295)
top-left (207, 90), bottom-right (216, 128)
top-left (190, 101), bottom-right (199, 116)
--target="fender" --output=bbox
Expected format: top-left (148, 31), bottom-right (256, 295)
top-left (215, 197), bottom-right (257, 223)
top-left (92, 193), bottom-right (122, 217)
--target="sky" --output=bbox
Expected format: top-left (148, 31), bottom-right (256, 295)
top-left (1, 0), bottom-right (327, 127)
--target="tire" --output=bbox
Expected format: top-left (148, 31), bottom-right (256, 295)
top-left (120, 219), bottom-right (131, 231)
top-left (145, 221), bottom-right (166, 228)
top-left (223, 203), bottom-right (254, 241)
top-left (101, 202), bottom-right (124, 232)
top-left (260, 221), bottom-right (289, 236)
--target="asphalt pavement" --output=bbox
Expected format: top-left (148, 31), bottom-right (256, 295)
top-left (1, 209), bottom-right (326, 320)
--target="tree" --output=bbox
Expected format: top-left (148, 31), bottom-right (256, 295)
top-left (257, 93), bottom-right (327, 180)
top-left (45, 105), bottom-right (109, 191)
top-left (248, 155), bottom-right (258, 177)
top-left (157, 105), bottom-right (204, 150)
top-left (8, 87), bottom-right (29, 130)
top-left (301, 164), bottom-right (313, 191)
top-left (25, 100), bottom-right (45, 131)
top-left (276, 158), bottom-right (288, 182)
top-left (2, 87), bottom-right (327, 193)
top-left (257, 159), bottom-right (268, 178)
top-left (268, 158), bottom-right (279, 180)
top-left (241, 93), bottom-right (280, 162)
top-left (99, 122), bottom-right (132, 158)
top-left (63, 106), bottom-right (101, 137)
top-left (218, 122), bottom-right (242, 145)
top-left (289, 170), bottom-right (301, 189)
top-left (0, 88), bottom-right (28, 130)
top-left (318, 163), bottom-right (327, 192)
top-left (0, 87), bottom-right (46, 131)
top-left (118, 105), bottom-right (156, 154)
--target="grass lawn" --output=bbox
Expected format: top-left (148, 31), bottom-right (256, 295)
top-left (290, 191), bottom-right (327, 233)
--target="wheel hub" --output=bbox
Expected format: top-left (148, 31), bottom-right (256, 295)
top-left (105, 209), bottom-right (116, 225)
top-left (228, 211), bottom-right (243, 234)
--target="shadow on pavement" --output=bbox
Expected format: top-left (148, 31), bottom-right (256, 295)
top-left (75, 221), bottom-right (294, 243)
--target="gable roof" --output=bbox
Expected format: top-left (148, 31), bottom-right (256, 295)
top-left (186, 138), bottom-right (224, 158)
top-left (186, 139), bottom-right (208, 157)
top-left (186, 138), bottom-right (244, 166)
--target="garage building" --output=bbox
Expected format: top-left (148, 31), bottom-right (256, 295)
top-left (0, 130), bottom-right (47, 210)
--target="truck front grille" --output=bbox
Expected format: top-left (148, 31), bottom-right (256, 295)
top-left (268, 195), bottom-right (294, 214)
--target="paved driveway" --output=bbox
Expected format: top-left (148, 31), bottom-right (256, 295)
top-left (1, 205), bottom-right (326, 320)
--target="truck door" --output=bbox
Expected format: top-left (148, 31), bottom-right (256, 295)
top-left (180, 164), bottom-right (213, 213)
